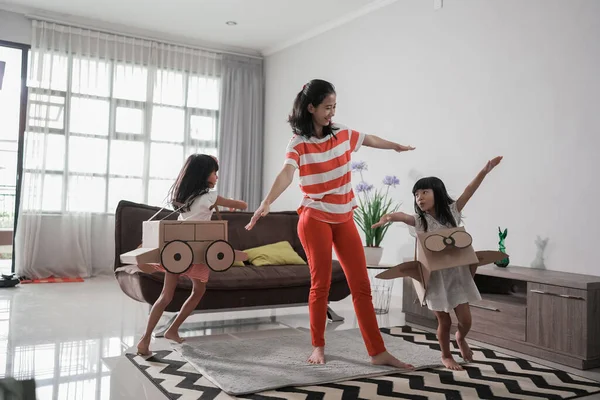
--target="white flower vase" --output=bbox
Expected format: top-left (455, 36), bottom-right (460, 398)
top-left (364, 246), bottom-right (383, 266)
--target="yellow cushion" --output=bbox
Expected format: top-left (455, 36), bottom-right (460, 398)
top-left (232, 260), bottom-right (245, 267)
top-left (244, 241), bottom-right (306, 266)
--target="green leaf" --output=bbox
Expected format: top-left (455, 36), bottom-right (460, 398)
top-left (352, 182), bottom-right (402, 247)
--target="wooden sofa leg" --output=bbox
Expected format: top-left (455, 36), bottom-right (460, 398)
top-left (327, 306), bottom-right (344, 322)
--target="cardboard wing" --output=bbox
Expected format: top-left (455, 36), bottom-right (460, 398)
top-left (375, 227), bottom-right (507, 305)
top-left (120, 247), bottom-right (160, 265)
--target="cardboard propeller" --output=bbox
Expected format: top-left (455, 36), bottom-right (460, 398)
top-left (375, 227), bottom-right (507, 305)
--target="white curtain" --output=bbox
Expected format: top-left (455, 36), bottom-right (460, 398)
top-left (218, 55), bottom-right (264, 210)
top-left (15, 21), bottom-right (222, 279)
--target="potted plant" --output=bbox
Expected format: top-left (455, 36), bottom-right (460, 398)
top-left (351, 161), bottom-right (401, 265)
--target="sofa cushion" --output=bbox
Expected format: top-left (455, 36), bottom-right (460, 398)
top-left (115, 265), bottom-right (351, 312)
top-left (212, 211), bottom-right (307, 262)
top-left (244, 241), bottom-right (307, 266)
top-left (117, 259), bottom-right (346, 291)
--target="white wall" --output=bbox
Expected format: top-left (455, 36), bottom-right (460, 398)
top-left (264, 0), bottom-right (600, 279)
top-left (0, 10), bottom-right (31, 45)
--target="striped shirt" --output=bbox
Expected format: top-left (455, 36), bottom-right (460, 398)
top-left (284, 125), bottom-right (365, 223)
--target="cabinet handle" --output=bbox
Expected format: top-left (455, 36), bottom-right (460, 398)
top-left (471, 304), bottom-right (499, 312)
top-left (530, 289), bottom-right (584, 300)
top-left (559, 294), bottom-right (585, 300)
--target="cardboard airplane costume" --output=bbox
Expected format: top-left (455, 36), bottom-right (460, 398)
top-left (375, 227), bottom-right (507, 305)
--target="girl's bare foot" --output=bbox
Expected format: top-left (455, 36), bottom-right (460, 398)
top-left (136, 335), bottom-right (151, 356)
top-left (455, 331), bottom-right (474, 362)
top-left (164, 329), bottom-right (185, 344)
top-left (370, 351), bottom-right (415, 369)
top-left (308, 347), bottom-right (326, 364)
top-left (442, 355), bottom-right (463, 371)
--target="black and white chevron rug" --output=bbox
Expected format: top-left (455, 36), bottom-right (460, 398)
top-left (125, 326), bottom-right (600, 399)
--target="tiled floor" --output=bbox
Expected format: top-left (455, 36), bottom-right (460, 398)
top-left (0, 275), bottom-right (598, 399)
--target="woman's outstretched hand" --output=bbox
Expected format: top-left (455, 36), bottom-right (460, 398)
top-left (393, 143), bottom-right (415, 152)
top-left (245, 202), bottom-right (270, 230)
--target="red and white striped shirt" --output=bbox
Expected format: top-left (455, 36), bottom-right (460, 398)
top-left (284, 125), bottom-right (365, 223)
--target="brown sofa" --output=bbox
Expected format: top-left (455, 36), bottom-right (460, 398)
top-left (114, 200), bottom-right (350, 318)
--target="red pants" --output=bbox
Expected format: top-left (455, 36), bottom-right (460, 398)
top-left (298, 212), bottom-right (386, 356)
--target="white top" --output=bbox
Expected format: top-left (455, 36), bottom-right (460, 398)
top-left (178, 191), bottom-right (218, 221)
top-left (413, 202), bottom-right (482, 313)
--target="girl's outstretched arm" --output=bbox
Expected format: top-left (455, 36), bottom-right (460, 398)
top-left (363, 134), bottom-right (415, 152)
top-left (215, 196), bottom-right (247, 210)
top-left (456, 156), bottom-right (503, 212)
top-left (372, 212), bottom-right (416, 228)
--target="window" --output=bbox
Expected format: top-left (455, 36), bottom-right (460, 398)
top-left (25, 54), bottom-right (220, 213)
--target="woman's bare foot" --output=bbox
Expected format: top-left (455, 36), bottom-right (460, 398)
top-left (442, 355), bottom-right (463, 371)
top-left (455, 331), bottom-right (474, 362)
top-left (370, 351), bottom-right (415, 369)
top-left (136, 335), bottom-right (152, 356)
top-left (308, 347), bottom-right (326, 364)
top-left (164, 329), bottom-right (185, 344)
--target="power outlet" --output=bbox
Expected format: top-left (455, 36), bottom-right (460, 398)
top-left (434, 0), bottom-right (443, 10)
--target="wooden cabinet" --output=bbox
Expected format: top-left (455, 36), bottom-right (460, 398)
top-left (470, 294), bottom-right (526, 342)
top-left (401, 265), bottom-right (600, 369)
top-left (527, 283), bottom-right (587, 358)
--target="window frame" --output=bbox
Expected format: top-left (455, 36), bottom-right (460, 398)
top-left (24, 53), bottom-right (220, 215)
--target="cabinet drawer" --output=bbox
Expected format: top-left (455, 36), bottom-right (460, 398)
top-left (469, 295), bottom-right (527, 342)
top-left (527, 283), bottom-right (587, 357)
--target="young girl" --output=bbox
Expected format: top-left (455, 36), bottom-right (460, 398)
top-left (372, 156), bottom-right (503, 370)
top-left (246, 79), bottom-right (415, 368)
top-left (137, 154), bottom-right (248, 356)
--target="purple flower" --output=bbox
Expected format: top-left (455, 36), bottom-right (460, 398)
top-left (355, 181), bottom-right (374, 193)
top-left (383, 175), bottom-right (400, 187)
top-left (351, 160), bottom-right (368, 172)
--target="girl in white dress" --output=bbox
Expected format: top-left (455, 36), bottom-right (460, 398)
top-left (373, 156), bottom-right (503, 370)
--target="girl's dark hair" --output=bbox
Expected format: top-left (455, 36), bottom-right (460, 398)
top-left (169, 154), bottom-right (218, 212)
top-left (412, 177), bottom-right (457, 232)
top-left (287, 79), bottom-right (339, 138)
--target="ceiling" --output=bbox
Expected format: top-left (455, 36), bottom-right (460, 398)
top-left (0, 0), bottom-right (395, 56)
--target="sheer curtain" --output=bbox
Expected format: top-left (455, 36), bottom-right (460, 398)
top-left (218, 55), bottom-right (264, 210)
top-left (15, 21), bottom-right (222, 279)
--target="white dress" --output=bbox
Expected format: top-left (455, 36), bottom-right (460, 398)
top-left (178, 190), bottom-right (218, 221)
top-left (412, 202), bottom-right (481, 313)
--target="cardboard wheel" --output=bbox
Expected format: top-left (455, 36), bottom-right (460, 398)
top-left (160, 240), bottom-right (193, 274)
top-left (205, 240), bottom-right (235, 272)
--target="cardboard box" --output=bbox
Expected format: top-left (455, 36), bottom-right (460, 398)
top-left (376, 227), bottom-right (506, 305)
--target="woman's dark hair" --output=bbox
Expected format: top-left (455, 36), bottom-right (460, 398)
top-left (169, 154), bottom-right (218, 212)
top-left (287, 79), bottom-right (339, 138)
top-left (412, 177), bottom-right (457, 232)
